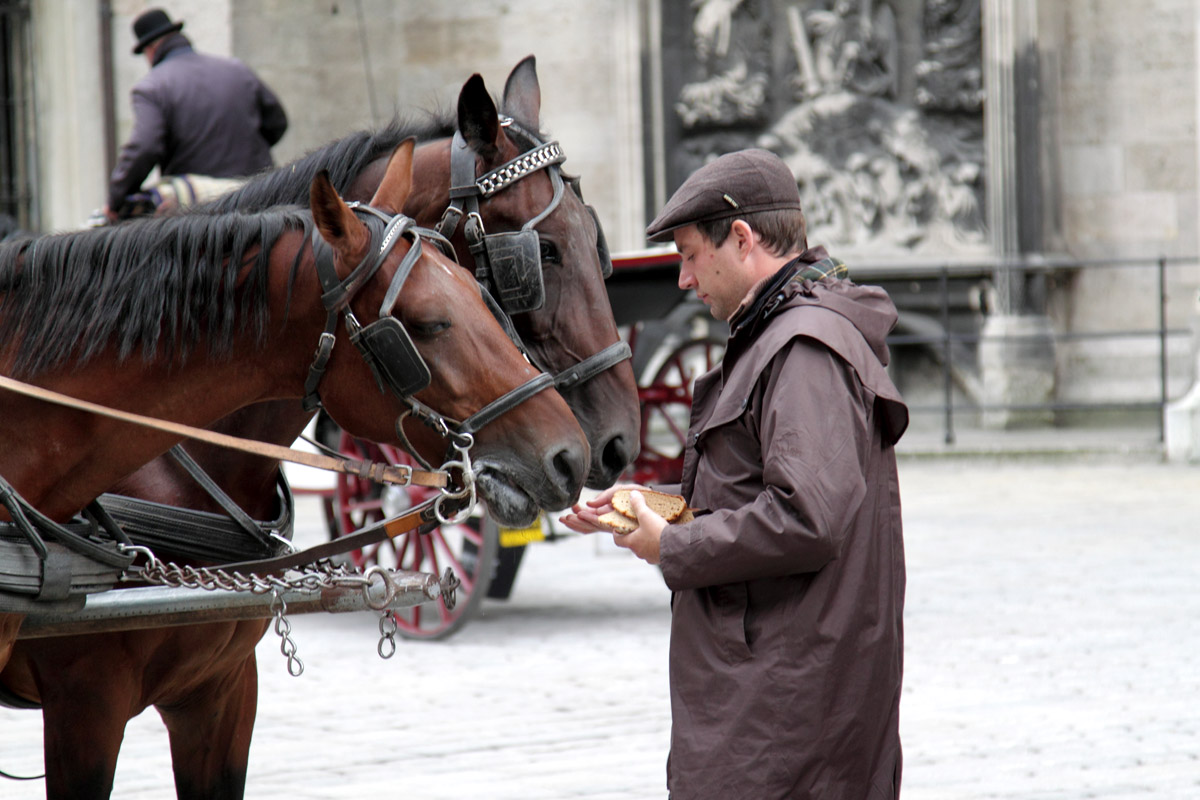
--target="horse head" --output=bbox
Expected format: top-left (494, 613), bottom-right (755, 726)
top-left (404, 56), bottom-right (642, 490)
top-left (309, 140), bottom-right (589, 526)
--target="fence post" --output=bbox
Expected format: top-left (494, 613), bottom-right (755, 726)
top-left (940, 266), bottom-right (955, 445)
top-left (1158, 257), bottom-right (1168, 443)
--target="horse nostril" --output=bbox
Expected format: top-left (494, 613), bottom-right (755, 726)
top-left (550, 444), bottom-right (586, 500)
top-left (601, 434), bottom-right (638, 475)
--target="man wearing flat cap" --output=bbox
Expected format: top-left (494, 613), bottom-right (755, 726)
top-left (104, 7), bottom-right (288, 220)
top-left (562, 149), bottom-right (909, 798)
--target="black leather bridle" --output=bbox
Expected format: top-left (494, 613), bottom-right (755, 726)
top-left (302, 202), bottom-right (559, 458)
top-left (435, 117), bottom-right (632, 395)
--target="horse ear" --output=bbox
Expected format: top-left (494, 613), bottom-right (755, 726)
top-left (310, 169), bottom-right (369, 264)
top-left (458, 73), bottom-right (500, 160)
top-left (501, 55), bottom-right (541, 132)
top-left (369, 138), bottom-right (415, 214)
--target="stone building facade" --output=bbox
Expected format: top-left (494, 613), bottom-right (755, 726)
top-left (5, 0), bottom-right (1200, 442)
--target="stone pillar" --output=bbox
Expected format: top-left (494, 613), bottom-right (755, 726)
top-left (30, 0), bottom-right (108, 231)
top-left (980, 0), bottom-right (1056, 428)
top-left (1164, 288), bottom-right (1200, 463)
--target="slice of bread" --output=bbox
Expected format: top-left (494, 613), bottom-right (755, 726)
top-left (597, 489), bottom-right (691, 533)
top-left (611, 489), bottom-right (687, 522)
top-left (597, 510), bottom-right (639, 534)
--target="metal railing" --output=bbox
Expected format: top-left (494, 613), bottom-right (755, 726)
top-left (870, 255), bottom-right (1199, 446)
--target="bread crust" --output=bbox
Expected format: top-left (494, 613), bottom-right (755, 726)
top-left (597, 489), bottom-right (691, 533)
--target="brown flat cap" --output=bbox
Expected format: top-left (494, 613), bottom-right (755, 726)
top-left (646, 149), bottom-right (801, 242)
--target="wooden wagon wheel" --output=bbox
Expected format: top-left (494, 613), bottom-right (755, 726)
top-left (333, 431), bottom-right (496, 640)
top-left (630, 335), bottom-right (726, 486)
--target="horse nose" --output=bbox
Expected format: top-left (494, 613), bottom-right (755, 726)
top-left (547, 441), bottom-right (588, 506)
top-left (598, 432), bottom-right (638, 485)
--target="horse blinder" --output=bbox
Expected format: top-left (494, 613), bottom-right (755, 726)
top-left (483, 229), bottom-right (545, 314)
top-left (348, 315), bottom-right (432, 398)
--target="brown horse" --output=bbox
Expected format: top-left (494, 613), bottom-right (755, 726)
top-left (0, 142), bottom-right (587, 799)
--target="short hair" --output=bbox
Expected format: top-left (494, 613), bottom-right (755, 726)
top-left (695, 207), bottom-right (808, 258)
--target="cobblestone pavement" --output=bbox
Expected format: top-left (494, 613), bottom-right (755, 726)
top-left (2, 457), bottom-right (1198, 798)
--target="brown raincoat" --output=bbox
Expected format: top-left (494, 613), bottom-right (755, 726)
top-left (658, 257), bottom-right (909, 799)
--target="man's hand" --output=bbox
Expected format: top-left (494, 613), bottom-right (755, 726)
top-left (558, 487), bottom-right (666, 566)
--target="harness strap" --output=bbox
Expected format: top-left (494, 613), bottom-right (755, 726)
top-left (456, 372), bottom-right (557, 435)
top-left (218, 492), bottom-right (468, 577)
top-left (553, 341), bottom-right (633, 392)
top-left (168, 445), bottom-right (277, 548)
top-left (0, 474), bottom-right (134, 569)
top-left (0, 374), bottom-right (447, 489)
top-left (301, 327), bottom-right (337, 412)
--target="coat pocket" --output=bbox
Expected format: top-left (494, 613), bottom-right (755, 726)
top-left (707, 582), bottom-right (752, 664)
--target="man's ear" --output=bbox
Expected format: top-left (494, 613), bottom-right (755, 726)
top-left (730, 219), bottom-right (756, 258)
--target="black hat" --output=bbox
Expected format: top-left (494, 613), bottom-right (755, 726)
top-left (646, 149), bottom-right (802, 242)
top-left (131, 8), bottom-right (184, 54)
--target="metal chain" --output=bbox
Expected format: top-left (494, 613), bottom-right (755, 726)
top-left (123, 545), bottom-right (369, 595)
top-left (271, 590), bottom-right (304, 676)
top-left (377, 611), bottom-right (398, 659)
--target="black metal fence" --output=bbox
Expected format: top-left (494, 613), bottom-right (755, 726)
top-left (861, 255), bottom-right (1199, 446)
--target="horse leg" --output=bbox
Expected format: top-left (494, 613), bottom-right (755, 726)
top-left (158, 652), bottom-right (259, 800)
top-left (34, 667), bottom-right (136, 800)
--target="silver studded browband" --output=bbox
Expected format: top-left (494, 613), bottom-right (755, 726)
top-left (474, 141), bottom-right (565, 198)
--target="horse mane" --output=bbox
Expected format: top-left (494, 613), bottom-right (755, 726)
top-left (203, 116), bottom-right (456, 214)
top-left (0, 206), bottom-right (310, 377)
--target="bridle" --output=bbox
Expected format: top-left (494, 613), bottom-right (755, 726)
top-left (302, 202), bottom-right (561, 497)
top-left (435, 116), bottom-right (631, 394)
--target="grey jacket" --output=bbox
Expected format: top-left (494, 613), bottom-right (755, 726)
top-left (659, 255), bottom-right (909, 798)
top-left (107, 35), bottom-right (287, 212)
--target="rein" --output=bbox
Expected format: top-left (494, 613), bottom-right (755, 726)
top-left (0, 373), bottom-right (446, 489)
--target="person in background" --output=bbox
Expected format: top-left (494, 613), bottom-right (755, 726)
top-left (560, 149), bottom-right (909, 798)
top-left (104, 7), bottom-right (287, 221)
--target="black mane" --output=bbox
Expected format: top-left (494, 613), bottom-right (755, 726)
top-left (204, 116), bottom-right (454, 214)
top-left (0, 207), bottom-right (310, 377)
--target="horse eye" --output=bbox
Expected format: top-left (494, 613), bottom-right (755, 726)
top-left (408, 320), bottom-right (451, 337)
top-left (539, 239), bottom-right (561, 265)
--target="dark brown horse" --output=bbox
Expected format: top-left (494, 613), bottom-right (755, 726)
top-left (206, 56), bottom-right (641, 488)
top-left (0, 142), bottom-right (587, 799)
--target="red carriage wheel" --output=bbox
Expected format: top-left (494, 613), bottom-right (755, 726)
top-left (333, 431), bottom-right (496, 640)
top-left (632, 336), bottom-right (725, 486)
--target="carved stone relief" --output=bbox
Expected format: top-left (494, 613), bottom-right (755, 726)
top-left (666, 0), bottom-right (985, 254)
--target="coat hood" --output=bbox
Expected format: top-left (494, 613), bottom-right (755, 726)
top-left (730, 254), bottom-right (909, 445)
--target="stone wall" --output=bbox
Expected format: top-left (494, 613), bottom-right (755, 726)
top-left (225, 0), bottom-right (647, 251)
top-left (1047, 0), bottom-right (1200, 407)
top-left (98, 1), bottom-right (646, 249)
top-left (25, 1), bottom-right (1200, 422)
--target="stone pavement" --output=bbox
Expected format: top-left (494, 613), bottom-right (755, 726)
top-left (1, 454), bottom-right (1198, 798)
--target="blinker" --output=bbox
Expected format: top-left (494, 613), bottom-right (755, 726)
top-left (349, 316), bottom-right (432, 398)
top-left (483, 230), bottom-right (545, 313)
